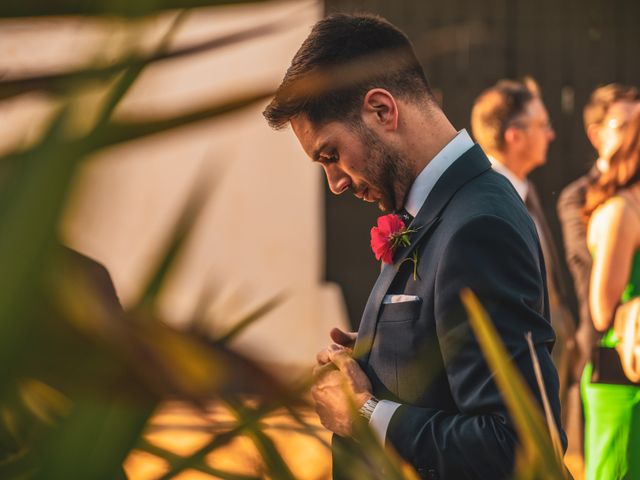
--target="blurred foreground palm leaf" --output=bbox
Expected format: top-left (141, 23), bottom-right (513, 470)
top-left (0, 3), bottom-right (309, 478)
top-left (0, 14), bottom-right (291, 102)
top-left (0, 0), bottom-right (273, 18)
top-left (0, 2), bottom-right (554, 478)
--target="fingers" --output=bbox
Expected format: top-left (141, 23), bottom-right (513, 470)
top-left (315, 328), bottom-right (356, 366)
top-left (317, 342), bottom-right (353, 366)
top-left (313, 346), bottom-right (372, 418)
top-left (316, 347), bottom-right (331, 365)
top-left (327, 344), bottom-right (372, 394)
top-left (312, 361), bottom-right (338, 381)
top-left (327, 344), bottom-right (357, 372)
top-left (330, 327), bottom-right (357, 347)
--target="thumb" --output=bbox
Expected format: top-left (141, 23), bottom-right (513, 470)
top-left (330, 327), bottom-right (357, 347)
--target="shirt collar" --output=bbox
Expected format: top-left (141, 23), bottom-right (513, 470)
top-left (488, 156), bottom-right (529, 201)
top-left (404, 129), bottom-right (474, 217)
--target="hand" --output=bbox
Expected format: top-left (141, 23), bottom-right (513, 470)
top-left (311, 344), bottom-right (373, 437)
top-left (316, 327), bottom-right (358, 365)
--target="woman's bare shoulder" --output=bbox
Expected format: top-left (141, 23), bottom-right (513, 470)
top-left (588, 192), bottom-right (640, 248)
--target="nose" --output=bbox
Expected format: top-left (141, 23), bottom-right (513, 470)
top-left (548, 126), bottom-right (556, 141)
top-left (324, 164), bottom-right (351, 195)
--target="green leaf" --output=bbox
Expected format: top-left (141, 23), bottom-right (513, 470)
top-left (3, 89), bottom-right (274, 169)
top-left (524, 332), bottom-right (565, 461)
top-left (0, 105), bottom-right (80, 380)
top-left (137, 439), bottom-right (261, 480)
top-left (0, 17), bottom-right (290, 102)
top-left (33, 397), bottom-right (155, 480)
top-left (225, 399), bottom-right (295, 480)
top-left (215, 294), bottom-right (284, 345)
top-left (95, 89), bottom-right (276, 148)
top-left (0, 0), bottom-right (273, 18)
top-left (133, 174), bottom-right (212, 310)
top-left (149, 399), bottom-right (276, 480)
top-left (0, 10), bottom-right (183, 369)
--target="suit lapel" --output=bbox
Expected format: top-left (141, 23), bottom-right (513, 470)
top-left (354, 144), bottom-right (491, 365)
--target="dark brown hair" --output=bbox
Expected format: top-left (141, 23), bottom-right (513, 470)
top-left (470, 78), bottom-right (538, 152)
top-left (263, 13), bottom-right (434, 130)
top-left (583, 83), bottom-right (639, 132)
top-left (584, 110), bottom-right (640, 221)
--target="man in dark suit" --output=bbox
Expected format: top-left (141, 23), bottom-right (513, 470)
top-left (470, 79), bottom-right (577, 414)
top-left (263, 13), bottom-right (565, 479)
top-left (557, 84), bottom-right (639, 378)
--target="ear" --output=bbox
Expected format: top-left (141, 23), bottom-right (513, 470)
top-left (586, 123), bottom-right (601, 151)
top-left (503, 126), bottom-right (522, 147)
top-left (362, 89), bottom-right (399, 131)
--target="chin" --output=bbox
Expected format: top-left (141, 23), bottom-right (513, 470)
top-left (369, 189), bottom-right (394, 211)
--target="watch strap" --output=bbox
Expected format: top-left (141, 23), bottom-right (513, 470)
top-left (358, 396), bottom-right (379, 421)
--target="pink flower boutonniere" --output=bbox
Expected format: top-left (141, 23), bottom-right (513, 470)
top-left (370, 213), bottom-right (420, 279)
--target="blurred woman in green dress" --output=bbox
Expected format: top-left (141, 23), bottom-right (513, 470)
top-left (583, 107), bottom-right (640, 480)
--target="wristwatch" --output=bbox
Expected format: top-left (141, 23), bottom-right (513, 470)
top-left (358, 396), bottom-right (379, 421)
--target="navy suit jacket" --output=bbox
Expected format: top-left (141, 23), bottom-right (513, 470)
top-left (334, 145), bottom-right (566, 480)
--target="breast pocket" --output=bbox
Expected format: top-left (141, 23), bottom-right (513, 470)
top-left (379, 298), bottom-right (422, 323)
top-left (369, 298), bottom-right (424, 399)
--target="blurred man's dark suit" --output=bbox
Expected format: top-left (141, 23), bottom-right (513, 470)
top-left (556, 168), bottom-right (600, 458)
top-left (524, 183), bottom-right (578, 400)
top-left (557, 167), bottom-right (600, 378)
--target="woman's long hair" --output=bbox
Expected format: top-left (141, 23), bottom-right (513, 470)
top-left (584, 110), bottom-right (640, 223)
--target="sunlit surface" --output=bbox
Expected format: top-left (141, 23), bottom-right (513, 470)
top-left (124, 401), bottom-right (332, 479)
top-left (565, 453), bottom-right (584, 480)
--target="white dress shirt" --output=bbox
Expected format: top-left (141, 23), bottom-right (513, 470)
top-left (369, 129), bottom-right (475, 443)
top-left (404, 129), bottom-right (475, 217)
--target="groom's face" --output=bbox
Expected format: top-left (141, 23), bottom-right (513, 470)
top-left (290, 114), bottom-right (412, 211)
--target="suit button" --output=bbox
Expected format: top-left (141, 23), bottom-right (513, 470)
top-left (416, 467), bottom-right (438, 479)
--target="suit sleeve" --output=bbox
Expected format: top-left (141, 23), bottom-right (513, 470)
top-left (385, 215), bottom-right (564, 480)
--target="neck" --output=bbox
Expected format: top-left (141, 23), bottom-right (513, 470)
top-left (490, 151), bottom-right (528, 180)
top-left (406, 106), bottom-right (458, 178)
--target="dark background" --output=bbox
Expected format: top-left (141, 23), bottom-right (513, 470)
top-left (322, 0), bottom-right (640, 328)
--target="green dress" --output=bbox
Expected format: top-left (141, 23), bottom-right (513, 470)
top-left (582, 252), bottom-right (640, 480)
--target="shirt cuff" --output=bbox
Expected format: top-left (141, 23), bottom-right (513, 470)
top-left (369, 399), bottom-right (401, 444)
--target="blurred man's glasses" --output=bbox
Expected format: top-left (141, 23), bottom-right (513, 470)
top-left (509, 118), bottom-right (553, 132)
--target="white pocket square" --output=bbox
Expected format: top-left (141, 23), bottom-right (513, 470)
top-left (382, 294), bottom-right (421, 304)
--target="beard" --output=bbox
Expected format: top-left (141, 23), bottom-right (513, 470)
top-left (355, 125), bottom-right (414, 212)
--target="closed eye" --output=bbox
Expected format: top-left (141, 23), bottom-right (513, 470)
top-left (318, 152), bottom-right (338, 164)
